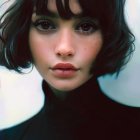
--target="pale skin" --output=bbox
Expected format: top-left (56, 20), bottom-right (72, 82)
top-left (29, 0), bottom-right (103, 98)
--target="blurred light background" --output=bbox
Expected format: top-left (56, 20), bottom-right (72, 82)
top-left (99, 0), bottom-right (140, 106)
top-left (0, 0), bottom-right (140, 129)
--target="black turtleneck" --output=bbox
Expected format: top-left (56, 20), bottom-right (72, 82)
top-left (1, 77), bottom-right (140, 140)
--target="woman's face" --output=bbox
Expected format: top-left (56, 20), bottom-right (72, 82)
top-left (29, 0), bottom-right (103, 93)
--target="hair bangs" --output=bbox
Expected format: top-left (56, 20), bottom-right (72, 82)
top-left (33, 0), bottom-right (81, 19)
top-left (31, 0), bottom-right (105, 21)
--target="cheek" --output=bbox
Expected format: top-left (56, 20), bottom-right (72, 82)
top-left (29, 31), bottom-right (51, 63)
top-left (79, 35), bottom-right (103, 66)
top-left (29, 33), bottom-right (44, 54)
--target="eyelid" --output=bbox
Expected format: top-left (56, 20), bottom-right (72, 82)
top-left (32, 16), bottom-right (57, 26)
top-left (31, 17), bottom-right (57, 33)
top-left (74, 18), bottom-right (100, 34)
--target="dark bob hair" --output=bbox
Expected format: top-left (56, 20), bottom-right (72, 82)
top-left (0, 0), bottom-right (135, 77)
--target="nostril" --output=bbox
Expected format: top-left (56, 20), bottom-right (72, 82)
top-left (55, 46), bottom-right (75, 57)
top-left (57, 51), bottom-right (74, 57)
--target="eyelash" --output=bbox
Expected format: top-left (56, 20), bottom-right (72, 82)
top-left (75, 20), bottom-right (99, 35)
top-left (32, 19), bottom-right (56, 33)
top-left (32, 18), bottom-right (99, 35)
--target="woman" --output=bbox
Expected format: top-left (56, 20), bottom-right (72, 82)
top-left (0, 0), bottom-right (139, 140)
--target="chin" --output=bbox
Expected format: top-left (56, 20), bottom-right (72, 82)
top-left (52, 82), bottom-right (84, 92)
top-left (55, 86), bottom-right (77, 92)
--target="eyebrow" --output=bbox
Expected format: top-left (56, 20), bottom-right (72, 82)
top-left (35, 10), bottom-right (83, 19)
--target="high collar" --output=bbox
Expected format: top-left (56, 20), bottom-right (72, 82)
top-left (42, 77), bottom-right (103, 112)
top-left (41, 77), bottom-right (104, 126)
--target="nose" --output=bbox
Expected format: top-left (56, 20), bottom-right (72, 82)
top-left (55, 29), bottom-right (75, 58)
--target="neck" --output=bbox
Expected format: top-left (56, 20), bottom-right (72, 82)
top-left (49, 85), bottom-right (69, 101)
top-left (42, 76), bottom-right (99, 103)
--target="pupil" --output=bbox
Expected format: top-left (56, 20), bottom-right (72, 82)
top-left (82, 23), bottom-right (90, 31)
top-left (42, 22), bottom-right (50, 29)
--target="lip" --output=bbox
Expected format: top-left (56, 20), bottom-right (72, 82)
top-left (51, 63), bottom-right (79, 78)
top-left (52, 63), bottom-right (78, 70)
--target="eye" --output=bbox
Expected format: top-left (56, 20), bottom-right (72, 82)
top-left (75, 20), bottom-right (99, 35)
top-left (32, 19), bottom-right (56, 32)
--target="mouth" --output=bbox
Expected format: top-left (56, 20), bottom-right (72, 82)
top-left (52, 63), bottom-right (78, 70)
top-left (50, 63), bottom-right (79, 78)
